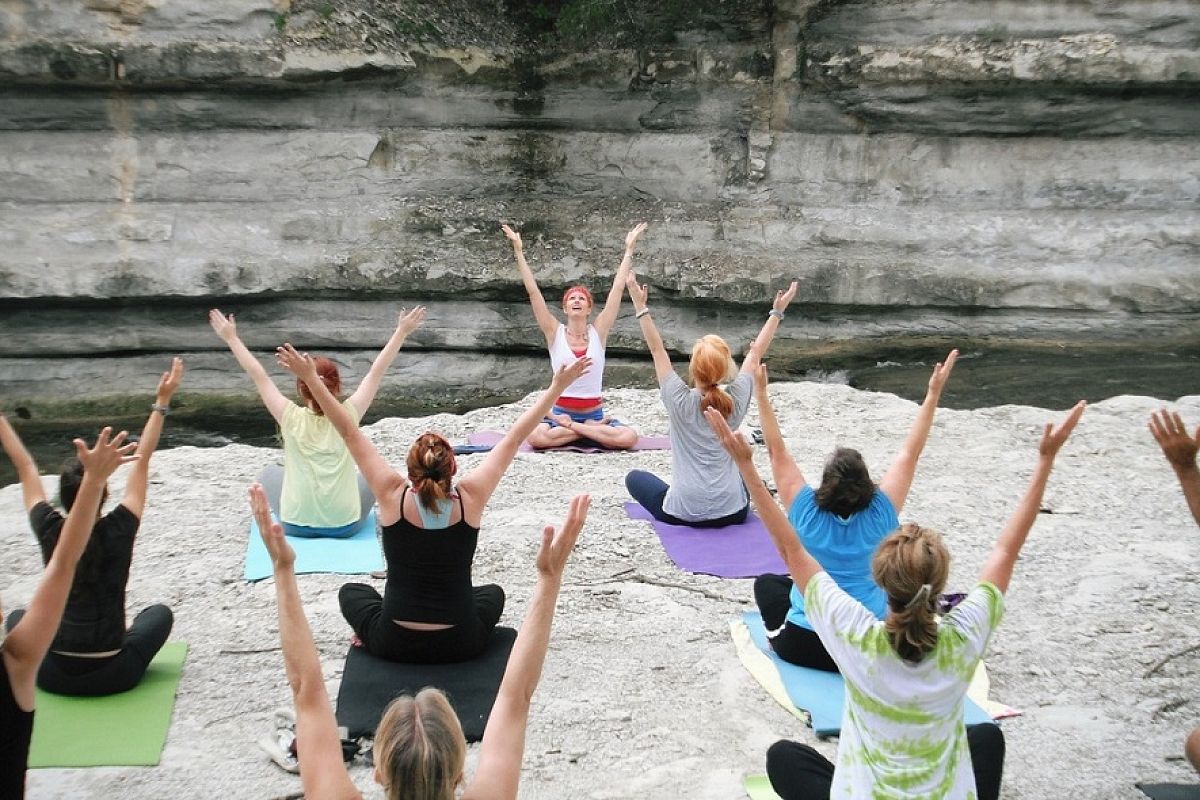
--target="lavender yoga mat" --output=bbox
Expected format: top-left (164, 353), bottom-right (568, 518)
top-left (466, 430), bottom-right (671, 454)
top-left (623, 502), bottom-right (787, 578)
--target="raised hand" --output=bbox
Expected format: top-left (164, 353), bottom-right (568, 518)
top-left (275, 343), bottom-right (318, 382)
top-left (208, 309), bottom-right (237, 342)
top-left (156, 357), bottom-right (184, 403)
top-left (73, 427), bottom-right (139, 481)
top-left (772, 281), bottom-right (798, 313)
top-left (624, 222), bottom-right (649, 251)
top-left (703, 407), bottom-right (754, 463)
top-left (626, 273), bottom-right (649, 310)
top-left (927, 349), bottom-right (959, 398)
top-left (1039, 400), bottom-right (1087, 459)
top-left (753, 362), bottom-right (769, 394)
top-left (537, 494), bottom-right (590, 579)
top-left (397, 306), bottom-right (427, 337)
top-left (551, 356), bottom-right (592, 391)
top-left (501, 224), bottom-right (523, 251)
top-left (1149, 409), bottom-right (1200, 470)
top-left (249, 483), bottom-right (295, 571)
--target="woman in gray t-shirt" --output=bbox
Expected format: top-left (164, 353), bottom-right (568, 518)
top-left (623, 274), bottom-right (796, 526)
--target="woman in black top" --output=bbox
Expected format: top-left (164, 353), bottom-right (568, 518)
top-left (0, 427), bottom-right (137, 799)
top-left (278, 343), bottom-right (590, 663)
top-left (1, 359), bottom-right (182, 696)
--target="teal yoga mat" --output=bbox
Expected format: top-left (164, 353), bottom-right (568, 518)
top-left (244, 510), bottom-right (382, 581)
top-left (741, 612), bottom-right (992, 736)
top-left (28, 641), bottom-right (188, 767)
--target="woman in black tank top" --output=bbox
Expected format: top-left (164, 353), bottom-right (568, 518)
top-left (0, 427), bottom-right (136, 799)
top-left (278, 343), bottom-right (592, 663)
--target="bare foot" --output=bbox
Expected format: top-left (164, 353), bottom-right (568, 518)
top-left (551, 413), bottom-right (576, 430)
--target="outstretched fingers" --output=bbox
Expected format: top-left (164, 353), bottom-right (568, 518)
top-left (249, 483), bottom-right (294, 569)
top-left (1040, 400), bottom-right (1087, 456)
top-left (703, 407), bottom-right (753, 461)
top-left (625, 273), bottom-right (649, 306)
top-left (537, 494), bottom-right (590, 578)
top-left (74, 427), bottom-right (139, 478)
top-left (275, 343), bottom-right (314, 378)
top-left (928, 348), bottom-right (960, 393)
top-left (556, 356), bottom-right (592, 386)
top-left (773, 280), bottom-right (798, 311)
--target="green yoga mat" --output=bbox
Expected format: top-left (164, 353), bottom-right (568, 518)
top-left (744, 774), bottom-right (782, 799)
top-left (28, 641), bottom-right (188, 768)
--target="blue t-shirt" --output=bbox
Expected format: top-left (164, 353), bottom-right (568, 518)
top-left (785, 485), bottom-right (900, 630)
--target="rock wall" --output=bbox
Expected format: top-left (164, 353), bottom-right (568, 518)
top-left (1, 0), bottom-right (1197, 415)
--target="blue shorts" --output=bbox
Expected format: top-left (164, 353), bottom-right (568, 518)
top-left (544, 405), bottom-right (623, 428)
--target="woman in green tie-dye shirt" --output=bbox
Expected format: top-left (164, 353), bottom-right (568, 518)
top-left (705, 399), bottom-right (1086, 800)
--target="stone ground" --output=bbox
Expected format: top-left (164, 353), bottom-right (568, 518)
top-left (3, 380), bottom-right (1199, 799)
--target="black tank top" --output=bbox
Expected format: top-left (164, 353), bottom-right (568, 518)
top-left (1, 652), bottom-right (34, 800)
top-left (381, 487), bottom-right (480, 626)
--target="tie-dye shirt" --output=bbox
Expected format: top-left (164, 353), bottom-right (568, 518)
top-left (805, 572), bottom-right (1004, 799)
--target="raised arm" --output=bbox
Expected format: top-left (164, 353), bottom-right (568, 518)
top-left (705, 408), bottom-right (823, 592)
top-left (0, 414), bottom-right (46, 512)
top-left (3, 428), bottom-right (137, 709)
top-left (1149, 409), bottom-right (1200, 527)
top-left (879, 349), bottom-right (959, 512)
top-left (276, 344), bottom-right (406, 509)
top-left (250, 484), bottom-right (361, 800)
top-left (592, 222), bottom-right (648, 339)
top-left (209, 309), bottom-right (289, 424)
top-left (122, 357), bottom-right (183, 518)
top-left (741, 281), bottom-right (797, 374)
top-left (979, 401), bottom-right (1086, 594)
top-left (502, 225), bottom-right (559, 344)
top-left (463, 494), bottom-right (589, 800)
top-left (626, 273), bottom-right (674, 383)
top-left (347, 306), bottom-right (426, 415)
top-left (457, 358), bottom-right (591, 513)
top-left (754, 365), bottom-right (806, 508)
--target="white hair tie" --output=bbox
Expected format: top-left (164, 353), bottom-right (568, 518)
top-left (904, 583), bottom-right (933, 610)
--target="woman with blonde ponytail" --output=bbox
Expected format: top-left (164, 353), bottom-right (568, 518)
top-left (706, 398), bottom-right (1086, 800)
top-left (278, 343), bottom-right (591, 664)
top-left (623, 274), bottom-right (796, 527)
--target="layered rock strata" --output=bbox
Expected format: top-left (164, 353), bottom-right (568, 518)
top-left (1, 0), bottom-right (1196, 415)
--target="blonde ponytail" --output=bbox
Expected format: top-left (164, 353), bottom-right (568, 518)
top-left (871, 523), bottom-right (950, 663)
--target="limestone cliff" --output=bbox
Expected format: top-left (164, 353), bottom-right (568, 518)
top-left (1, 0), bottom-right (1196, 415)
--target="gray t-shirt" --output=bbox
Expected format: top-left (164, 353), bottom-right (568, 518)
top-left (661, 370), bottom-right (752, 521)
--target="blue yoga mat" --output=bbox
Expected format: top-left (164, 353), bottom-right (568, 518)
top-left (741, 612), bottom-right (992, 736)
top-left (244, 510), bottom-right (382, 581)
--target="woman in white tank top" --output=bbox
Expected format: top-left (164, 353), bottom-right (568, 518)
top-left (502, 222), bottom-right (648, 450)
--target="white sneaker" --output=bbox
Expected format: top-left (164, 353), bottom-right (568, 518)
top-left (259, 728), bottom-right (299, 774)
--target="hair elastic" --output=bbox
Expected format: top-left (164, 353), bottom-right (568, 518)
top-left (904, 583), bottom-right (933, 610)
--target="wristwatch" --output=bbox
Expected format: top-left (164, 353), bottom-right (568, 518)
top-left (151, 403), bottom-right (171, 416)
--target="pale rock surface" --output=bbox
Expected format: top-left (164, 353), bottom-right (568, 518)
top-left (3, 381), bottom-right (1199, 798)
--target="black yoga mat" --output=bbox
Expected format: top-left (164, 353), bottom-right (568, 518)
top-left (1138, 783), bottom-right (1200, 800)
top-left (335, 627), bottom-right (517, 742)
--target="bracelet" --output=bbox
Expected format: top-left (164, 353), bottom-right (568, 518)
top-left (635, 308), bottom-right (651, 319)
top-left (151, 403), bottom-right (171, 416)
top-left (768, 309), bottom-right (784, 320)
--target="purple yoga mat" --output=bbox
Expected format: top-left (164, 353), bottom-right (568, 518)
top-left (623, 502), bottom-right (787, 579)
top-left (466, 430), bottom-right (671, 454)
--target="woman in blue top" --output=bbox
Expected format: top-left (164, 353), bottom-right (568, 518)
top-left (752, 350), bottom-right (958, 671)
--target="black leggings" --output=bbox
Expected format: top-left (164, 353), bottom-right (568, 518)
top-left (766, 723), bottom-right (1006, 800)
top-left (624, 469), bottom-right (749, 528)
top-left (5, 604), bottom-right (173, 697)
top-left (338, 583), bottom-right (505, 664)
top-left (754, 574), bottom-right (838, 672)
